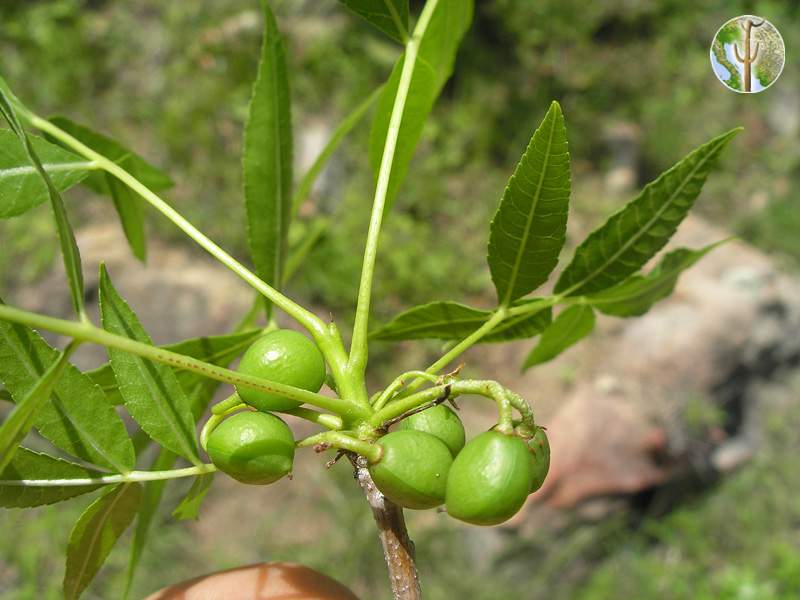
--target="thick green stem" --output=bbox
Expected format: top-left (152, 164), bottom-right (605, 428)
top-left (0, 304), bottom-right (369, 421)
top-left (0, 464), bottom-right (217, 487)
top-left (297, 431), bottom-right (381, 463)
top-left (348, 1), bottom-right (440, 381)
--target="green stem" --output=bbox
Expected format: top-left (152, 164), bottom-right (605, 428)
top-left (0, 304), bottom-right (369, 421)
top-left (297, 431), bottom-right (381, 463)
top-left (370, 379), bottom-right (522, 430)
top-left (348, 1), bottom-right (440, 380)
top-left (291, 86), bottom-right (383, 215)
top-left (22, 112), bottom-right (353, 388)
top-left (280, 407), bottom-right (343, 431)
top-left (0, 464), bottom-right (217, 487)
top-left (372, 370), bottom-right (439, 411)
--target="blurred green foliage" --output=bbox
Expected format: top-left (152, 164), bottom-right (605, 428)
top-left (1, 1), bottom-right (799, 597)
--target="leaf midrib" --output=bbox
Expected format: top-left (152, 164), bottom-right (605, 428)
top-left (500, 108), bottom-right (558, 306)
top-left (561, 139), bottom-right (724, 295)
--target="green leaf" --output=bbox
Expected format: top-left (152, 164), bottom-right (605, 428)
top-left (0, 129), bottom-right (91, 218)
top-left (105, 171), bottom-right (147, 261)
top-left (243, 2), bottom-right (292, 313)
top-left (0, 448), bottom-right (103, 508)
top-left (586, 242), bottom-right (725, 317)
top-left (48, 116), bottom-right (173, 192)
top-left (63, 483), bottom-right (142, 600)
top-left (369, 0), bottom-right (473, 214)
top-left (523, 305), bottom-right (595, 369)
top-left (0, 348), bottom-right (73, 473)
top-left (291, 86), bottom-right (382, 215)
top-left (123, 448), bottom-right (175, 599)
top-left (99, 266), bottom-right (200, 464)
top-left (87, 330), bottom-right (260, 406)
top-left (338, 0), bottom-right (409, 43)
top-left (0, 91), bottom-right (86, 318)
top-left (488, 102), bottom-right (570, 305)
top-left (0, 312), bottom-right (136, 473)
top-left (554, 129), bottom-right (741, 296)
top-left (370, 300), bottom-right (551, 342)
top-left (172, 472), bottom-right (214, 521)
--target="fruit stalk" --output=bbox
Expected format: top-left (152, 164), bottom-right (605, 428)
top-left (353, 455), bottom-right (421, 600)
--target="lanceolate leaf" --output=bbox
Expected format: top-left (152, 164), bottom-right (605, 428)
top-left (369, 0), bottom-right (473, 214)
top-left (523, 305), bottom-right (595, 369)
top-left (48, 116), bottom-right (173, 192)
top-left (0, 312), bottom-right (136, 473)
top-left (338, 0), bottom-right (409, 43)
top-left (0, 347), bottom-right (73, 473)
top-left (488, 102), bottom-right (570, 305)
top-left (63, 483), bottom-right (143, 600)
top-left (172, 472), bottom-right (214, 520)
top-left (243, 2), bottom-right (292, 314)
top-left (98, 266), bottom-right (199, 464)
top-left (0, 130), bottom-right (91, 218)
top-left (370, 300), bottom-right (551, 342)
top-left (586, 242), bottom-right (725, 317)
top-left (554, 129), bottom-right (741, 296)
top-left (0, 448), bottom-right (103, 508)
top-left (105, 171), bottom-right (147, 261)
top-left (0, 91), bottom-right (86, 317)
top-left (87, 330), bottom-right (260, 406)
top-left (123, 448), bottom-right (175, 599)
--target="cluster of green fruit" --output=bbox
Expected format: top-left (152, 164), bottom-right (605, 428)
top-left (371, 409), bottom-right (549, 525)
top-left (205, 330), bottom-right (550, 526)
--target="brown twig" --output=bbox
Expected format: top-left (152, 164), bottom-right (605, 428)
top-left (352, 455), bottom-right (421, 600)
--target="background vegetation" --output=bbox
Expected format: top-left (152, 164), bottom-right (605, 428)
top-left (1, 1), bottom-right (798, 598)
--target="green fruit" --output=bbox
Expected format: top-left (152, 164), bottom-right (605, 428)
top-left (236, 329), bottom-right (326, 412)
top-left (397, 404), bottom-right (465, 457)
top-left (445, 431), bottom-right (532, 526)
top-left (369, 430), bottom-right (453, 510)
top-left (527, 427), bottom-right (550, 493)
top-left (206, 412), bottom-right (295, 485)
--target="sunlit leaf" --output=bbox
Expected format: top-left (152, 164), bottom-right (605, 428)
top-left (243, 2), bottom-right (292, 316)
top-left (554, 129), bottom-right (740, 296)
top-left (488, 102), bottom-right (570, 305)
top-left (523, 305), bottom-right (595, 369)
top-left (338, 0), bottom-right (409, 43)
top-left (0, 307), bottom-right (136, 473)
top-left (371, 300), bottom-right (551, 342)
top-left (0, 348), bottom-right (73, 473)
top-left (0, 130), bottom-right (90, 218)
top-left (0, 448), bottom-right (103, 508)
top-left (0, 91), bottom-right (86, 317)
top-left (63, 483), bottom-right (142, 600)
top-left (369, 0), bottom-right (473, 214)
top-left (98, 266), bottom-right (199, 463)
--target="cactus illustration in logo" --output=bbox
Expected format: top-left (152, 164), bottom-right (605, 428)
top-left (711, 15), bottom-right (785, 93)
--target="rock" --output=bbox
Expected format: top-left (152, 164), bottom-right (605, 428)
top-left (523, 216), bottom-right (800, 511)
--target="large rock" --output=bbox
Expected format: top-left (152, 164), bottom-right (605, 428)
top-left (524, 216), bottom-right (800, 510)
